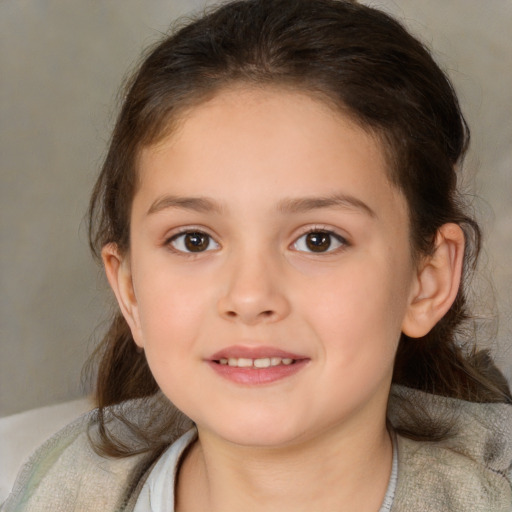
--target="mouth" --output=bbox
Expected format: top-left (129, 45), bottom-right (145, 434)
top-left (207, 346), bottom-right (309, 385)
top-left (214, 356), bottom-right (297, 368)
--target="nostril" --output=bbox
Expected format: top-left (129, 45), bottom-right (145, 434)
top-left (222, 309), bottom-right (275, 321)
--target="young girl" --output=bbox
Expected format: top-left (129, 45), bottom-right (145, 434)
top-left (3, 1), bottom-right (511, 511)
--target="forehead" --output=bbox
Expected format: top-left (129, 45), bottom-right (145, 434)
top-left (136, 86), bottom-right (405, 221)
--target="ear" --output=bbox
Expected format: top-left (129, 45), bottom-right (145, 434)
top-left (402, 223), bottom-right (465, 338)
top-left (102, 243), bottom-right (144, 348)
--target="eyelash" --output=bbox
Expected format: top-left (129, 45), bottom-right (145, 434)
top-left (165, 229), bottom-right (220, 254)
top-left (164, 227), bottom-right (349, 255)
top-left (292, 227), bottom-right (349, 254)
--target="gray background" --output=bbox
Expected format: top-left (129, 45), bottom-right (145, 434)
top-left (1, 0), bottom-right (511, 417)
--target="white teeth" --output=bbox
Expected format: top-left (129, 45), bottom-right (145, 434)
top-left (218, 357), bottom-right (295, 368)
top-left (254, 358), bottom-right (271, 368)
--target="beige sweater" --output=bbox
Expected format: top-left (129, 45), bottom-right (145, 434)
top-left (2, 386), bottom-right (512, 511)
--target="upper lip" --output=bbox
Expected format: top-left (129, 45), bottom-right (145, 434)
top-left (209, 345), bottom-right (308, 361)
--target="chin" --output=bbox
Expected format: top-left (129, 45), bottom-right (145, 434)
top-left (197, 412), bottom-right (314, 449)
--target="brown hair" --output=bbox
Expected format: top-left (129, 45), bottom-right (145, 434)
top-left (88, 0), bottom-right (511, 455)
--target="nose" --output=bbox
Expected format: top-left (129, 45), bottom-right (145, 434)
top-left (217, 251), bottom-right (291, 325)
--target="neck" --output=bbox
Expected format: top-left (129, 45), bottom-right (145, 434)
top-left (176, 420), bottom-right (393, 512)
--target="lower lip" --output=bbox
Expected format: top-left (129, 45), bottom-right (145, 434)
top-left (207, 359), bottom-right (309, 385)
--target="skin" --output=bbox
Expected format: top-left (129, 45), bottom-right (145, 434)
top-left (103, 86), bottom-right (464, 512)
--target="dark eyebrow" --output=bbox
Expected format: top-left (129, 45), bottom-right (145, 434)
top-left (147, 195), bottom-right (223, 215)
top-left (147, 193), bottom-right (375, 217)
top-left (277, 193), bottom-right (376, 218)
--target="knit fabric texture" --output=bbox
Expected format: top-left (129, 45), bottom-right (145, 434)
top-left (2, 386), bottom-right (511, 512)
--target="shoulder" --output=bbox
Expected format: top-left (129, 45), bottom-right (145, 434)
top-left (1, 405), bottom-right (160, 512)
top-left (394, 435), bottom-right (512, 512)
top-left (389, 386), bottom-right (512, 512)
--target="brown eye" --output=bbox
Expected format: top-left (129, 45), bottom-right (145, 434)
top-left (306, 232), bottom-right (331, 252)
top-left (293, 231), bottom-right (346, 253)
top-left (170, 231), bottom-right (219, 253)
top-left (185, 232), bottom-right (209, 251)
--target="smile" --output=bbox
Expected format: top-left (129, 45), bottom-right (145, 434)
top-left (217, 357), bottom-right (294, 368)
top-left (208, 347), bottom-right (309, 385)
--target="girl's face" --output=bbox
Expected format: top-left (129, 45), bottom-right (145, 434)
top-left (113, 87), bottom-right (419, 447)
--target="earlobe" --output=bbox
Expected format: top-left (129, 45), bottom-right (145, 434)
top-left (101, 243), bottom-right (144, 347)
top-left (402, 223), bottom-right (465, 338)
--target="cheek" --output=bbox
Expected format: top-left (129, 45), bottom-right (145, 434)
top-left (134, 276), bottom-right (209, 409)
top-left (134, 265), bottom-right (211, 352)
top-left (301, 256), bottom-right (409, 361)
